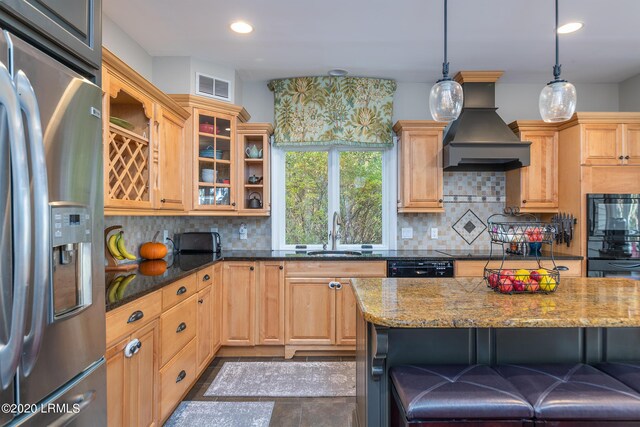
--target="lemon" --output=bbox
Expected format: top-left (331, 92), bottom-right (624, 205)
top-left (539, 275), bottom-right (557, 292)
top-left (515, 269), bottom-right (530, 281)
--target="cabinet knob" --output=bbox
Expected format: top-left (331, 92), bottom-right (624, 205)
top-left (625, 155), bottom-right (630, 159)
top-left (198, 299), bottom-right (204, 304)
top-left (127, 310), bottom-right (144, 324)
top-left (328, 281), bottom-right (337, 289)
top-left (161, 198), bottom-right (166, 203)
top-left (249, 266), bottom-right (255, 271)
top-left (176, 286), bottom-right (187, 295)
top-left (335, 282), bottom-right (343, 290)
top-left (232, 202), bottom-right (236, 207)
top-left (619, 155), bottom-right (624, 160)
top-left (522, 200), bottom-right (527, 204)
top-left (438, 199), bottom-right (443, 203)
top-left (176, 322), bottom-right (187, 333)
top-left (124, 339), bottom-right (142, 358)
top-left (176, 370), bottom-right (186, 383)
top-left (279, 265), bottom-right (284, 270)
top-left (203, 274), bottom-right (211, 281)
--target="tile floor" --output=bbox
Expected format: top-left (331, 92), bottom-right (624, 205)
top-left (182, 356), bottom-right (358, 427)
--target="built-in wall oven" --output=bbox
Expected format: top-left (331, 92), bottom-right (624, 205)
top-left (587, 194), bottom-right (640, 280)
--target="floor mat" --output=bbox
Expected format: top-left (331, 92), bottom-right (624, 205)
top-left (164, 401), bottom-right (274, 427)
top-left (204, 361), bottom-right (356, 397)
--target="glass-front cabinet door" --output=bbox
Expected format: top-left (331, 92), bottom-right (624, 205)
top-left (194, 109), bottom-right (236, 210)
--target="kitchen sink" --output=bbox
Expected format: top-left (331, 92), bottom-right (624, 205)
top-left (306, 250), bottom-right (363, 256)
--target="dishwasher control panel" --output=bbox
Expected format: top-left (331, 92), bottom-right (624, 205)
top-left (387, 260), bottom-right (454, 278)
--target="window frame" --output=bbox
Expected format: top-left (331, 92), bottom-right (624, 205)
top-left (271, 143), bottom-right (397, 251)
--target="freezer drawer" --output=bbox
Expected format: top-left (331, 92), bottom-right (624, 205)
top-left (14, 360), bottom-right (106, 427)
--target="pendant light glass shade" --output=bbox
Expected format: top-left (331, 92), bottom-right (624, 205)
top-left (539, 80), bottom-right (576, 122)
top-left (539, 0), bottom-right (577, 123)
top-left (429, 79), bottom-right (463, 122)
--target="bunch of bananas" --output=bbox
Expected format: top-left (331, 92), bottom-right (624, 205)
top-left (107, 231), bottom-right (137, 261)
top-left (107, 274), bottom-right (136, 303)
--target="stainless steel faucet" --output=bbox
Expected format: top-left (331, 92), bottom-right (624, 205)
top-left (330, 211), bottom-right (342, 250)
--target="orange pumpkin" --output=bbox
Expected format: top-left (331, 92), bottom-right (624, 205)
top-left (140, 241), bottom-right (168, 260)
top-left (139, 259), bottom-right (167, 276)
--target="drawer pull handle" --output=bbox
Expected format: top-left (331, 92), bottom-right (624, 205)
top-left (127, 310), bottom-right (144, 324)
top-left (176, 370), bottom-right (186, 383)
top-left (176, 286), bottom-right (187, 295)
top-left (203, 274), bottom-right (211, 281)
top-left (176, 322), bottom-right (187, 333)
top-left (198, 299), bottom-right (204, 304)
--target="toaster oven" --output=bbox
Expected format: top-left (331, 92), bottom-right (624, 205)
top-left (175, 232), bottom-right (222, 253)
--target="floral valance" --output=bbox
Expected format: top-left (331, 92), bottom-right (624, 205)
top-left (267, 76), bottom-right (396, 148)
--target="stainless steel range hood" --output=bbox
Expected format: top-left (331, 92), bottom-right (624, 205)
top-left (443, 71), bottom-right (531, 171)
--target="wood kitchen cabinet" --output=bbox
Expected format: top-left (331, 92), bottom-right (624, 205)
top-left (336, 279), bottom-right (357, 346)
top-left (506, 122), bottom-right (559, 212)
top-left (580, 121), bottom-right (640, 166)
top-left (258, 261), bottom-right (285, 345)
top-left (103, 48), bottom-right (190, 215)
top-left (394, 121), bottom-right (447, 213)
top-left (196, 284), bottom-right (214, 373)
top-left (170, 95), bottom-right (252, 214)
top-left (221, 261), bottom-right (257, 346)
top-left (285, 278), bottom-right (336, 346)
top-left (106, 319), bottom-right (159, 427)
top-left (237, 123), bottom-right (273, 215)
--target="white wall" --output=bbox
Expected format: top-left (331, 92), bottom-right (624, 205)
top-left (619, 74), bottom-right (640, 111)
top-left (151, 57), bottom-right (191, 93)
top-left (240, 81), bottom-right (273, 123)
top-left (102, 15), bottom-right (153, 80)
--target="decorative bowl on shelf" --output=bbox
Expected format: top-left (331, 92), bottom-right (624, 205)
top-left (201, 168), bottom-right (217, 183)
top-left (199, 146), bottom-right (224, 159)
top-left (485, 267), bottom-right (559, 295)
top-left (199, 123), bottom-right (215, 134)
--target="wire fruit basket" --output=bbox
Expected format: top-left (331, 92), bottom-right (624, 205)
top-left (484, 213), bottom-right (565, 295)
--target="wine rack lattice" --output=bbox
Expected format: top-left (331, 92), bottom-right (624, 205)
top-left (107, 125), bottom-right (150, 202)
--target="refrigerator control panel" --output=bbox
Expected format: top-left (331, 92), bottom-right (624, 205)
top-left (51, 205), bottom-right (91, 247)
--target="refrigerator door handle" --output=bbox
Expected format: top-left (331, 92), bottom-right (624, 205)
top-left (16, 70), bottom-right (49, 377)
top-left (0, 61), bottom-right (31, 390)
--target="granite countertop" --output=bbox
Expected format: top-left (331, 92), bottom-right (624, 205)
top-left (105, 249), bottom-right (583, 312)
top-left (351, 277), bottom-right (640, 329)
top-left (434, 249), bottom-right (582, 260)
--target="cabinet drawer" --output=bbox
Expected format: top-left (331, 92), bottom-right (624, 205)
top-left (455, 260), bottom-right (582, 278)
top-left (106, 291), bottom-right (161, 347)
top-left (162, 274), bottom-right (197, 310)
top-left (197, 265), bottom-right (215, 291)
top-left (160, 295), bottom-right (197, 366)
top-left (160, 338), bottom-right (197, 422)
top-left (285, 261), bottom-right (386, 278)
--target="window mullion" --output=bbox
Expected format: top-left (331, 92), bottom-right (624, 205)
top-left (327, 149), bottom-right (340, 248)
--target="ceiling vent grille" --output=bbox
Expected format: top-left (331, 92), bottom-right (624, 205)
top-left (196, 73), bottom-right (231, 102)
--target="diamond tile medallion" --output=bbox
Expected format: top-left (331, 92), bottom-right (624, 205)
top-left (452, 209), bottom-right (487, 245)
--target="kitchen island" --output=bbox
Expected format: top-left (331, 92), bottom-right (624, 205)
top-left (352, 277), bottom-right (640, 427)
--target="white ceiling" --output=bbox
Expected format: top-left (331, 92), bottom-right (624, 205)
top-left (103, 0), bottom-right (640, 84)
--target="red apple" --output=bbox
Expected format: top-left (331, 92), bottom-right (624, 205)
top-left (499, 279), bottom-right (513, 294)
top-left (500, 269), bottom-right (515, 280)
top-left (527, 280), bottom-right (540, 293)
top-left (488, 273), bottom-right (500, 288)
top-left (530, 270), bottom-right (542, 282)
top-left (513, 280), bottom-right (526, 292)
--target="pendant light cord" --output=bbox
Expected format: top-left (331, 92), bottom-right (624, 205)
top-left (440, 0), bottom-right (450, 81)
top-left (552, 0), bottom-right (562, 82)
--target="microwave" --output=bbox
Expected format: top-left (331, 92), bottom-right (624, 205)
top-left (587, 194), bottom-right (640, 239)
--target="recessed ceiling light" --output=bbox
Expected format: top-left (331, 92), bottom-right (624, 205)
top-left (328, 69), bottom-right (348, 77)
top-left (557, 22), bottom-right (583, 34)
top-left (230, 21), bottom-right (253, 34)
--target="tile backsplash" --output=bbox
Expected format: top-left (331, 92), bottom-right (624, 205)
top-left (107, 172), bottom-right (506, 254)
top-left (397, 172), bottom-right (506, 251)
top-left (105, 216), bottom-right (271, 254)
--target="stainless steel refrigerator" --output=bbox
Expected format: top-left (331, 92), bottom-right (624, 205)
top-left (0, 27), bottom-right (105, 427)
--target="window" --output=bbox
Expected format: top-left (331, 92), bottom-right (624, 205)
top-left (272, 146), bottom-right (396, 250)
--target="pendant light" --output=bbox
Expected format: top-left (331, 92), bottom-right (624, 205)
top-left (539, 0), bottom-right (577, 122)
top-left (429, 0), bottom-right (463, 122)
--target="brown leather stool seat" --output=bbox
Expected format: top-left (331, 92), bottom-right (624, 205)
top-left (495, 363), bottom-right (640, 424)
top-left (390, 365), bottom-right (534, 425)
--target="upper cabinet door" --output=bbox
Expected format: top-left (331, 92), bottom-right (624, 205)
top-left (623, 124), bottom-right (640, 165)
top-left (581, 124), bottom-right (623, 165)
top-left (519, 131), bottom-right (558, 210)
top-left (397, 129), bottom-right (444, 212)
top-left (156, 108), bottom-right (186, 210)
top-left (0, 0), bottom-right (101, 69)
